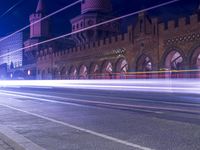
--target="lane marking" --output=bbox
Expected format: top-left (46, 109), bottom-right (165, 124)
top-left (2, 91), bottom-right (200, 114)
top-left (0, 91), bottom-right (163, 114)
top-left (1, 91), bottom-right (200, 114)
top-left (2, 89), bottom-right (200, 108)
top-left (2, 89), bottom-right (200, 114)
top-left (0, 103), bottom-right (153, 150)
top-left (0, 91), bottom-right (84, 107)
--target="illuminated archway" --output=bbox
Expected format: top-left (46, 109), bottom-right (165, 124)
top-left (53, 68), bottom-right (59, 79)
top-left (164, 50), bottom-right (184, 78)
top-left (190, 48), bottom-right (200, 78)
top-left (165, 51), bottom-right (183, 70)
top-left (89, 63), bottom-right (99, 79)
top-left (191, 48), bottom-right (200, 69)
top-left (60, 67), bottom-right (67, 79)
top-left (136, 55), bottom-right (152, 79)
top-left (79, 65), bottom-right (88, 79)
top-left (136, 55), bottom-right (152, 71)
top-left (197, 54), bottom-right (200, 69)
top-left (116, 58), bottom-right (128, 79)
top-left (69, 66), bottom-right (77, 79)
top-left (197, 54), bottom-right (200, 78)
top-left (101, 61), bottom-right (113, 79)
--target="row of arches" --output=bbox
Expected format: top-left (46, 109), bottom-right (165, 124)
top-left (39, 49), bottom-right (200, 80)
top-left (52, 58), bottom-right (129, 80)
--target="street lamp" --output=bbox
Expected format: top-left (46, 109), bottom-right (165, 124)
top-left (28, 70), bottom-right (31, 76)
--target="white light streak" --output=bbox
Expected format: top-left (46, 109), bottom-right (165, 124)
top-left (0, 0), bottom-right (82, 44)
top-left (0, 0), bottom-right (180, 58)
top-left (0, 79), bottom-right (200, 95)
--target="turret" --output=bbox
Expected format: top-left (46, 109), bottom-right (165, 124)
top-left (29, 0), bottom-right (49, 38)
top-left (71, 0), bottom-right (118, 45)
top-left (81, 0), bottom-right (112, 14)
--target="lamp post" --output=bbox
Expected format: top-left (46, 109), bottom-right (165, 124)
top-left (28, 70), bottom-right (31, 79)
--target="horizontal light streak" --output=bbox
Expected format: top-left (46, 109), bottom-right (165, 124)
top-left (0, 79), bottom-right (200, 95)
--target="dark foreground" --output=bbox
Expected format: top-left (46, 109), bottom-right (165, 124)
top-left (0, 87), bottom-right (199, 150)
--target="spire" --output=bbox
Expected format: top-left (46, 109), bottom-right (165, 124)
top-left (36, 0), bottom-right (44, 13)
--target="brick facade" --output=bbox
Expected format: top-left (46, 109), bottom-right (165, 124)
top-left (36, 1), bottom-right (200, 80)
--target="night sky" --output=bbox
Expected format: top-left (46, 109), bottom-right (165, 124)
top-left (0, 0), bottom-right (198, 37)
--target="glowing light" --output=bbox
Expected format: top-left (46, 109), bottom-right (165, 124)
top-left (0, 79), bottom-right (200, 95)
top-left (28, 70), bottom-right (31, 76)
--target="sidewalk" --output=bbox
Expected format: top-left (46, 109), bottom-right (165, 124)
top-left (0, 125), bottom-right (45, 150)
top-left (0, 138), bottom-right (14, 150)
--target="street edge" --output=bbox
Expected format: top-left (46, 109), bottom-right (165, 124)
top-left (0, 125), bottom-right (45, 150)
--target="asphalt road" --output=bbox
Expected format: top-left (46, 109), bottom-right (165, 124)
top-left (0, 87), bottom-right (199, 150)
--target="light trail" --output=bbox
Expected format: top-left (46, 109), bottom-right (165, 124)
top-left (0, 0), bottom-right (82, 43)
top-left (2, 89), bottom-right (200, 109)
top-left (0, 79), bottom-right (200, 95)
top-left (0, 0), bottom-right (180, 58)
top-left (0, 0), bottom-right (25, 18)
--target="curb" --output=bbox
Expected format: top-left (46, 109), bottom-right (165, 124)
top-left (0, 125), bottom-right (45, 150)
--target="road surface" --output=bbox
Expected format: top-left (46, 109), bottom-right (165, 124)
top-left (0, 86), bottom-right (199, 150)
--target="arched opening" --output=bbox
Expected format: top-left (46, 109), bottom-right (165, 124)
top-left (53, 68), bottom-right (59, 79)
top-left (136, 55), bottom-right (152, 79)
top-left (164, 51), bottom-right (183, 78)
top-left (165, 51), bottom-right (183, 70)
top-left (101, 61), bottom-right (113, 79)
top-left (79, 65), bottom-right (88, 79)
top-left (197, 54), bottom-right (200, 78)
top-left (136, 55), bottom-right (152, 71)
top-left (190, 48), bottom-right (200, 78)
top-left (197, 54), bottom-right (200, 69)
top-left (69, 66), bottom-right (77, 79)
top-left (89, 63), bottom-right (99, 79)
top-left (116, 58), bottom-right (128, 79)
top-left (60, 67), bottom-right (67, 79)
top-left (41, 70), bottom-right (46, 80)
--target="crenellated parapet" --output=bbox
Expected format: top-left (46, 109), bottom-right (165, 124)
top-left (37, 31), bottom-right (130, 62)
top-left (30, 13), bottom-right (42, 21)
top-left (37, 47), bottom-right (53, 61)
top-left (159, 13), bottom-right (200, 35)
